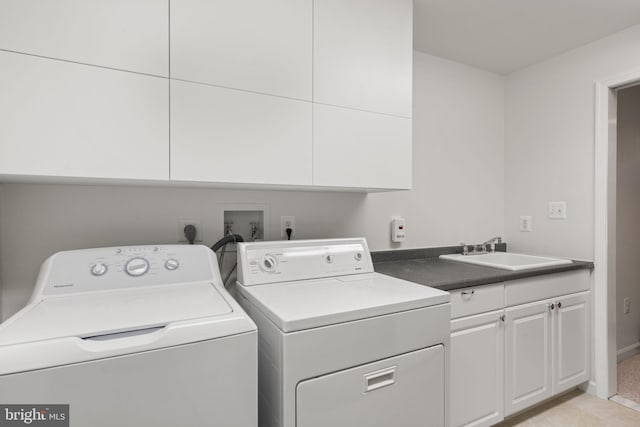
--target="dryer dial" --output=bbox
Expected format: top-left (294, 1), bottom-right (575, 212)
top-left (261, 255), bottom-right (278, 272)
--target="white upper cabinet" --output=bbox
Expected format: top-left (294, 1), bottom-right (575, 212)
top-left (0, 0), bottom-right (168, 76)
top-left (171, 80), bottom-right (312, 186)
top-left (170, 0), bottom-right (312, 100)
top-left (0, 51), bottom-right (169, 180)
top-left (313, 104), bottom-right (411, 189)
top-left (313, 0), bottom-right (413, 117)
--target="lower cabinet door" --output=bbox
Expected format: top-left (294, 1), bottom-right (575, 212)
top-left (450, 310), bottom-right (504, 427)
top-left (504, 301), bottom-right (552, 416)
top-left (296, 345), bottom-right (444, 427)
top-left (553, 291), bottom-right (590, 394)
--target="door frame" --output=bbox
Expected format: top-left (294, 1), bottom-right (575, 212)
top-left (594, 68), bottom-right (640, 398)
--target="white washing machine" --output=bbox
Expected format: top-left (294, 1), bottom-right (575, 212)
top-left (235, 238), bottom-right (450, 427)
top-left (0, 244), bottom-right (257, 427)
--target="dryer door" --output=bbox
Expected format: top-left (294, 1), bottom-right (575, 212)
top-left (296, 344), bottom-right (445, 427)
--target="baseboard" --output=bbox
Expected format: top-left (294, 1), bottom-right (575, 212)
top-left (617, 342), bottom-right (640, 362)
top-left (583, 380), bottom-right (598, 396)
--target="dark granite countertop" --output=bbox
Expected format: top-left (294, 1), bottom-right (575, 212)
top-left (372, 247), bottom-right (594, 291)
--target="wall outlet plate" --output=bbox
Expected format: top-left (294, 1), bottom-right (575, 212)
top-left (177, 218), bottom-right (202, 243)
top-left (281, 216), bottom-right (295, 238)
top-left (548, 201), bottom-right (567, 219)
top-left (520, 215), bottom-right (532, 232)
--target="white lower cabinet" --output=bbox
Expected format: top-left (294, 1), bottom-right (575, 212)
top-left (553, 292), bottom-right (590, 393)
top-left (450, 310), bottom-right (504, 427)
top-left (450, 271), bottom-right (591, 427)
top-left (504, 291), bottom-right (590, 417)
top-left (504, 300), bottom-right (553, 415)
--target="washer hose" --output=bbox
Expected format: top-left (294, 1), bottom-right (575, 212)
top-left (210, 234), bottom-right (244, 287)
top-left (211, 234), bottom-right (244, 252)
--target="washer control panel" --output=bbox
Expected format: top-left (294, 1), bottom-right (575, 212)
top-left (36, 245), bottom-right (218, 297)
top-left (237, 238), bottom-right (374, 286)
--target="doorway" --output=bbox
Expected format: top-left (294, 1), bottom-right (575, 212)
top-left (595, 69), bottom-right (640, 405)
top-left (608, 84), bottom-right (640, 411)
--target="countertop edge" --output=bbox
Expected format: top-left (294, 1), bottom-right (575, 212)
top-left (427, 260), bottom-right (593, 291)
top-left (372, 248), bottom-right (593, 292)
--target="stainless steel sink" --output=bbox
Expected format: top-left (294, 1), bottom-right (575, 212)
top-left (439, 252), bottom-right (572, 271)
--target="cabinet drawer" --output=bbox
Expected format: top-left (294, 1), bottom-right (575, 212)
top-left (505, 270), bottom-right (590, 307)
top-left (450, 283), bottom-right (504, 319)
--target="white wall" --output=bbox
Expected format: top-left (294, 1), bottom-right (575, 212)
top-left (616, 84), bottom-right (640, 353)
top-left (0, 51), bottom-right (505, 320)
top-left (505, 24), bottom-right (640, 260)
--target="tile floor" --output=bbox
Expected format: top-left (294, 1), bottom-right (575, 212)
top-left (495, 389), bottom-right (640, 426)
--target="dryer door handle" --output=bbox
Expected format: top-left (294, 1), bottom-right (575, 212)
top-left (363, 366), bottom-right (396, 393)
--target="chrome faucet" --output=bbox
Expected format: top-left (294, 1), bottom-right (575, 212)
top-left (482, 236), bottom-right (502, 253)
top-left (460, 237), bottom-right (502, 255)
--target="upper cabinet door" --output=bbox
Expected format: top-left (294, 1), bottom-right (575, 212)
top-left (0, 51), bottom-right (169, 180)
top-left (313, 0), bottom-right (412, 117)
top-left (313, 104), bottom-right (411, 190)
top-left (170, 80), bottom-right (312, 186)
top-left (0, 0), bottom-right (168, 76)
top-left (170, 0), bottom-right (312, 100)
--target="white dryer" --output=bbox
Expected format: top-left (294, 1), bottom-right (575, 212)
top-left (235, 238), bottom-right (450, 427)
top-left (0, 244), bottom-right (257, 427)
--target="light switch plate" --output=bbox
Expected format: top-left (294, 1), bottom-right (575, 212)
top-left (548, 201), bottom-right (567, 219)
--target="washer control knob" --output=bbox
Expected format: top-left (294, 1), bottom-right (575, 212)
top-left (261, 255), bottom-right (278, 272)
top-left (326, 254), bottom-right (334, 264)
top-left (165, 259), bottom-right (179, 271)
top-left (354, 252), bottom-right (363, 261)
top-left (90, 263), bottom-right (108, 276)
top-left (125, 257), bottom-right (149, 277)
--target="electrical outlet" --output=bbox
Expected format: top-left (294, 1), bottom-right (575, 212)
top-left (549, 201), bottom-right (567, 219)
top-left (520, 215), bottom-right (532, 232)
top-left (281, 216), bottom-right (295, 239)
top-left (177, 218), bottom-right (202, 243)
top-left (624, 297), bottom-right (631, 315)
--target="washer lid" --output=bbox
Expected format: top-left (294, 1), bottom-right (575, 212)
top-left (238, 272), bottom-right (450, 332)
top-left (0, 282), bottom-right (233, 347)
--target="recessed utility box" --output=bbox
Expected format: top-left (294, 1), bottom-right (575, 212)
top-left (224, 210), bottom-right (265, 242)
top-left (218, 203), bottom-right (270, 250)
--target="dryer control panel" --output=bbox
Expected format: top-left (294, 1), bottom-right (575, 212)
top-left (32, 245), bottom-right (220, 297)
top-left (236, 238), bottom-right (374, 286)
